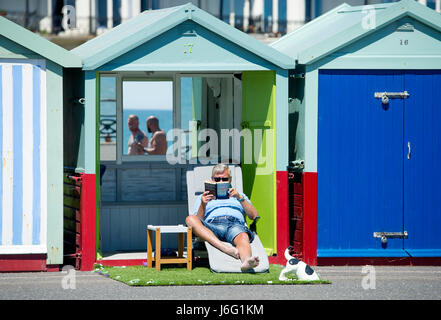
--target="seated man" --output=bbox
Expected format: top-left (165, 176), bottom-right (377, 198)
top-left (185, 163), bottom-right (260, 271)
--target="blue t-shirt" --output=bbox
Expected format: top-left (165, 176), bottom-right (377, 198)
top-left (192, 192), bottom-right (252, 224)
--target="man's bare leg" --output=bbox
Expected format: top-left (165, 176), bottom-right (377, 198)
top-left (233, 232), bottom-right (260, 271)
top-left (185, 215), bottom-right (239, 259)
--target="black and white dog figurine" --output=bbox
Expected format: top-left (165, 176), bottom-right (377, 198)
top-left (279, 246), bottom-right (320, 281)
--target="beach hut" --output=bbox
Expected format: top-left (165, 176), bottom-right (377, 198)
top-left (271, 0), bottom-right (441, 265)
top-left (0, 16), bottom-right (82, 271)
top-left (69, 3), bottom-right (295, 270)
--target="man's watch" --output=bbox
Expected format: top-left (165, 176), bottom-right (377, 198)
top-left (238, 196), bottom-right (245, 203)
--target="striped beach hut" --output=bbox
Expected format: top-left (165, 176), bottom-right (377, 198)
top-left (0, 16), bottom-right (82, 271)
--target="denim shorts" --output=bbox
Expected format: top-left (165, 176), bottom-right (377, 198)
top-left (201, 215), bottom-right (255, 245)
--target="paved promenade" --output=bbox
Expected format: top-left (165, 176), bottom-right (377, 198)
top-left (1, 266), bottom-right (440, 300)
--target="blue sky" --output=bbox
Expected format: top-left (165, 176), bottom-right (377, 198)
top-left (123, 81), bottom-right (173, 111)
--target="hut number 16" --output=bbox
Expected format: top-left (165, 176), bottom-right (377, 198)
top-left (400, 39), bottom-right (409, 46)
top-left (184, 43), bottom-right (194, 53)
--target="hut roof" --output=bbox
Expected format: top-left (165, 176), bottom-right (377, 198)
top-left (72, 3), bottom-right (295, 70)
top-left (271, 0), bottom-right (441, 65)
top-left (0, 15), bottom-right (82, 68)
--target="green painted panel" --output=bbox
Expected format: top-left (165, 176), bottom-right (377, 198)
top-left (275, 70), bottom-right (289, 171)
top-left (341, 17), bottom-right (441, 57)
top-left (303, 68), bottom-right (319, 173)
top-left (45, 61), bottom-right (64, 265)
top-left (84, 71), bottom-right (97, 174)
top-left (191, 77), bottom-right (203, 159)
top-left (0, 17), bottom-right (82, 67)
top-left (99, 21), bottom-right (277, 72)
top-left (74, 3), bottom-right (294, 70)
top-left (273, 0), bottom-right (441, 66)
top-left (0, 36), bottom-right (37, 59)
top-left (241, 71), bottom-right (277, 255)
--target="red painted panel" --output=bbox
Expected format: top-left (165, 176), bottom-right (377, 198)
top-left (276, 171), bottom-right (290, 258)
top-left (302, 172), bottom-right (317, 266)
top-left (268, 255), bottom-right (286, 265)
top-left (0, 254), bottom-right (46, 272)
top-left (293, 182), bottom-right (302, 195)
top-left (80, 173), bottom-right (96, 271)
top-left (293, 206), bottom-right (303, 218)
top-left (294, 229), bottom-right (303, 242)
top-left (293, 241), bottom-right (302, 253)
top-left (46, 265), bottom-right (61, 272)
top-left (288, 171), bottom-right (303, 258)
top-left (293, 194), bottom-right (303, 207)
top-left (293, 218), bottom-right (303, 230)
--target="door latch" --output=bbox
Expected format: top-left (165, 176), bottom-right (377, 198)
top-left (373, 231), bottom-right (408, 244)
top-left (374, 91), bottom-right (410, 105)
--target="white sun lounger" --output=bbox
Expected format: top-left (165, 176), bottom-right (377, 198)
top-left (186, 165), bottom-right (269, 273)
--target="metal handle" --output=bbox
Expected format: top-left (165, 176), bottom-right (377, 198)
top-left (374, 231), bottom-right (408, 244)
top-left (374, 91), bottom-right (410, 105)
top-left (408, 142), bottom-right (411, 160)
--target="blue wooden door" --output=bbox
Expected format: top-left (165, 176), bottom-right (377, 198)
top-left (318, 70), bottom-right (406, 257)
top-left (404, 71), bottom-right (441, 257)
top-left (318, 69), bottom-right (441, 257)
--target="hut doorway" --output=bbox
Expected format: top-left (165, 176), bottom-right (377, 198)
top-left (97, 72), bottom-right (242, 261)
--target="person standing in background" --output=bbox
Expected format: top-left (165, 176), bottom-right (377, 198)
top-left (127, 114), bottom-right (148, 155)
top-left (144, 116), bottom-right (167, 155)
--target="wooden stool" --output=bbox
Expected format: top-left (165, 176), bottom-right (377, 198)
top-left (147, 225), bottom-right (192, 271)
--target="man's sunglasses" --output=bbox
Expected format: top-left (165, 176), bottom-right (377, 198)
top-left (213, 177), bottom-right (230, 182)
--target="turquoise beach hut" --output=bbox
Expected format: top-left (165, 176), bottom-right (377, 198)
top-left (69, 3), bottom-right (295, 270)
top-left (0, 16), bottom-right (82, 271)
top-left (271, 0), bottom-right (441, 265)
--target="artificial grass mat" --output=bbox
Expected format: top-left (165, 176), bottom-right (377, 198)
top-left (94, 264), bottom-right (331, 286)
